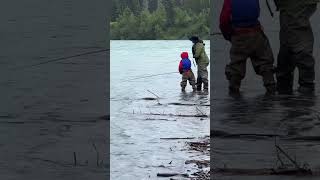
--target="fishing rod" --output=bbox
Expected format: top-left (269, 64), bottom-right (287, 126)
top-left (210, 32), bottom-right (223, 36)
top-left (266, 0), bottom-right (274, 17)
top-left (193, 59), bottom-right (197, 68)
top-left (12, 48), bottom-right (109, 71)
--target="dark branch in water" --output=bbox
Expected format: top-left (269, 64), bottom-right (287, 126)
top-left (92, 142), bottom-right (100, 167)
top-left (147, 90), bottom-right (161, 105)
top-left (144, 118), bottom-right (176, 122)
top-left (147, 90), bottom-right (160, 99)
top-left (141, 97), bottom-right (157, 101)
top-left (275, 145), bottom-right (305, 171)
top-left (214, 168), bottom-right (314, 176)
top-left (211, 129), bottom-right (282, 139)
top-left (168, 102), bottom-right (210, 107)
top-left (73, 152), bottom-right (77, 166)
top-left (157, 173), bottom-right (189, 178)
top-left (160, 137), bottom-right (196, 140)
top-left (145, 112), bottom-right (208, 118)
top-left (273, 133), bottom-right (312, 175)
top-left (196, 106), bottom-right (206, 116)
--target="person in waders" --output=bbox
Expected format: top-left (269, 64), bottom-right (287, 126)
top-left (274, 0), bottom-right (319, 95)
top-left (179, 52), bottom-right (196, 92)
top-left (189, 36), bottom-right (209, 92)
top-left (220, 0), bottom-right (276, 95)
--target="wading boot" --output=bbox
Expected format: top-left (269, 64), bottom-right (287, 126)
top-left (276, 76), bottom-right (293, 95)
top-left (192, 85), bottom-right (197, 92)
top-left (196, 76), bottom-right (202, 91)
top-left (277, 85), bottom-right (293, 95)
top-left (228, 78), bottom-right (241, 96)
top-left (181, 87), bottom-right (186, 92)
top-left (228, 86), bottom-right (240, 96)
top-left (203, 82), bottom-right (209, 92)
top-left (297, 86), bottom-right (315, 95)
top-left (265, 84), bottom-right (276, 96)
top-left (196, 85), bottom-right (202, 91)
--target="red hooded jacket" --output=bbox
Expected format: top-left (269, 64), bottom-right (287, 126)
top-left (178, 52), bottom-right (192, 74)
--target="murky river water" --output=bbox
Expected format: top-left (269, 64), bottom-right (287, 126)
top-left (212, 2), bottom-right (320, 179)
top-left (110, 40), bottom-right (210, 179)
top-left (0, 1), bottom-right (107, 179)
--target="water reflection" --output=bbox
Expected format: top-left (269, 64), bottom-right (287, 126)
top-left (213, 92), bottom-right (320, 178)
top-left (278, 95), bottom-right (318, 137)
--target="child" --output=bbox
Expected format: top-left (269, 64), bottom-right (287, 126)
top-left (178, 52), bottom-right (196, 92)
top-left (220, 0), bottom-right (276, 95)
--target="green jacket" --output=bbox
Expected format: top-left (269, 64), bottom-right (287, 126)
top-left (192, 41), bottom-right (209, 66)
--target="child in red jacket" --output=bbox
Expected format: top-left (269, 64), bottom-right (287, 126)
top-left (179, 52), bottom-right (196, 92)
top-left (219, 0), bottom-right (276, 95)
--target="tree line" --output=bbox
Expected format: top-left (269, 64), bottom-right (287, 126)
top-left (111, 0), bottom-right (210, 40)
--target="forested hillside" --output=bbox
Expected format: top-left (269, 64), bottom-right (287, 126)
top-left (111, 0), bottom-right (210, 40)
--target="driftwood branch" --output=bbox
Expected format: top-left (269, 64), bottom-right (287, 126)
top-left (144, 118), bottom-right (176, 122)
top-left (160, 137), bottom-right (196, 140)
top-left (214, 168), bottom-right (313, 176)
top-left (144, 112), bottom-right (208, 118)
top-left (211, 129), bottom-right (281, 139)
top-left (275, 145), bottom-right (302, 170)
top-left (147, 90), bottom-right (161, 105)
top-left (196, 106), bottom-right (206, 116)
top-left (157, 173), bottom-right (189, 178)
top-left (168, 102), bottom-right (210, 107)
top-left (92, 142), bottom-right (100, 167)
top-left (73, 152), bottom-right (77, 166)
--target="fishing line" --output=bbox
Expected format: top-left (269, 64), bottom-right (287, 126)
top-left (11, 48), bottom-right (109, 71)
top-left (123, 72), bottom-right (179, 82)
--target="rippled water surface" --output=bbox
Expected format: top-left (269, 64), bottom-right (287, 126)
top-left (0, 1), bottom-right (107, 179)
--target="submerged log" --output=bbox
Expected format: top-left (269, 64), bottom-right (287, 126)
top-left (168, 102), bottom-right (210, 107)
top-left (160, 137), bottom-right (196, 140)
top-left (157, 173), bottom-right (189, 177)
top-left (214, 167), bottom-right (314, 176)
top-left (145, 118), bottom-right (176, 121)
top-left (145, 112), bottom-right (208, 118)
top-left (141, 97), bottom-right (157, 101)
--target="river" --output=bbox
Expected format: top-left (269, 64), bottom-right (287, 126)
top-left (110, 40), bottom-right (210, 179)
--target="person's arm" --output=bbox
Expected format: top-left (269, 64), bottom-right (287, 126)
top-left (192, 45), bottom-right (195, 57)
top-left (179, 60), bottom-right (183, 74)
top-left (193, 43), bottom-right (203, 60)
top-left (219, 0), bottom-right (232, 41)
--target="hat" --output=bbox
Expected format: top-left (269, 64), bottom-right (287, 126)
top-left (189, 36), bottom-right (199, 42)
top-left (181, 52), bottom-right (189, 59)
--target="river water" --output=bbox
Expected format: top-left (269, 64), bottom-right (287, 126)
top-left (110, 40), bottom-right (210, 179)
top-left (212, 2), bottom-right (320, 180)
top-left (0, 1), bottom-right (107, 179)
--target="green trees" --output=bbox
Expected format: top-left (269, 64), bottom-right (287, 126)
top-left (110, 0), bottom-right (210, 40)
